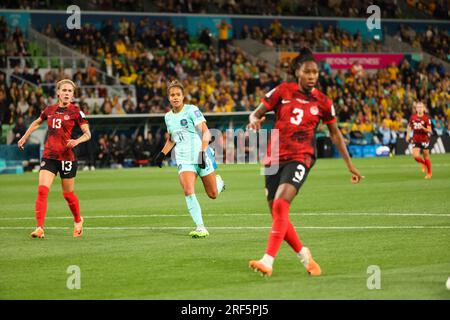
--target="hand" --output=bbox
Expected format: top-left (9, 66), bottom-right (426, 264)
top-left (349, 165), bottom-right (364, 184)
top-left (198, 151), bottom-right (206, 169)
top-left (18, 137), bottom-right (26, 150)
top-left (247, 116), bottom-right (266, 131)
top-left (66, 139), bottom-right (79, 149)
top-left (153, 151), bottom-right (165, 168)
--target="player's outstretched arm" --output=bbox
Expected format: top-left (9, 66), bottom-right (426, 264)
top-left (67, 123), bottom-right (91, 149)
top-left (247, 103), bottom-right (267, 131)
top-left (18, 118), bottom-right (43, 150)
top-left (327, 122), bottom-right (363, 183)
top-left (154, 135), bottom-right (175, 168)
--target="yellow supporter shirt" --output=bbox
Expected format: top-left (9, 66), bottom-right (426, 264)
top-left (115, 41), bottom-right (127, 55)
top-left (361, 122), bottom-right (374, 133)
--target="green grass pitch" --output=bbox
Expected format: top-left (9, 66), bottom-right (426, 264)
top-left (0, 154), bottom-right (449, 299)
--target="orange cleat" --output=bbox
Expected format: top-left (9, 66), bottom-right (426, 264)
top-left (73, 217), bottom-right (84, 237)
top-left (421, 164), bottom-right (426, 173)
top-left (299, 247), bottom-right (322, 276)
top-left (249, 260), bottom-right (273, 277)
top-left (425, 173), bottom-right (432, 180)
top-left (30, 227), bottom-right (45, 238)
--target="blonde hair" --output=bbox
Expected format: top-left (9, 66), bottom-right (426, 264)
top-left (56, 79), bottom-right (76, 91)
top-left (413, 101), bottom-right (427, 111)
top-left (167, 80), bottom-right (184, 95)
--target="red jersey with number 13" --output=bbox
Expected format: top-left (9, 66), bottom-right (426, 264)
top-left (262, 83), bottom-right (336, 168)
top-left (409, 114), bottom-right (431, 143)
top-left (39, 103), bottom-right (88, 161)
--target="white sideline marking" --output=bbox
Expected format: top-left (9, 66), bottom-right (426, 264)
top-left (0, 226), bottom-right (449, 230)
top-left (0, 212), bottom-right (449, 221)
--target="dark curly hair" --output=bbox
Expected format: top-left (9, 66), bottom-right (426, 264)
top-left (290, 47), bottom-right (317, 78)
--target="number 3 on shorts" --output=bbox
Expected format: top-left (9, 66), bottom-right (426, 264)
top-left (62, 161), bottom-right (72, 172)
top-left (292, 164), bottom-right (305, 183)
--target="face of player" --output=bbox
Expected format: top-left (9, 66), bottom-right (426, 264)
top-left (57, 83), bottom-right (75, 107)
top-left (297, 61), bottom-right (319, 93)
top-left (415, 103), bottom-right (425, 116)
top-left (169, 87), bottom-right (184, 111)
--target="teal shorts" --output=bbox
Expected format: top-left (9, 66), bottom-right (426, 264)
top-left (177, 148), bottom-right (217, 177)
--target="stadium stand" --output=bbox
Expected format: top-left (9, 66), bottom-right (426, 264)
top-left (0, 3), bottom-right (449, 170)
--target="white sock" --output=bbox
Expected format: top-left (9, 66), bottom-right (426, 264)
top-left (260, 254), bottom-right (274, 268)
top-left (297, 247), bottom-right (309, 266)
top-left (298, 247), bottom-right (308, 257)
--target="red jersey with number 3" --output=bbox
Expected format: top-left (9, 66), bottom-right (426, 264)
top-left (39, 103), bottom-right (88, 161)
top-left (262, 83), bottom-right (336, 167)
top-left (409, 114), bottom-right (431, 143)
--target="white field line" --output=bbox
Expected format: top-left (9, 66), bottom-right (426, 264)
top-left (0, 212), bottom-right (449, 221)
top-left (1, 226), bottom-right (450, 231)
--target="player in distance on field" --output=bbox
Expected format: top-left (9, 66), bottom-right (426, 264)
top-left (406, 101), bottom-right (433, 179)
top-left (18, 79), bottom-right (91, 238)
top-left (153, 80), bottom-right (225, 238)
top-left (247, 47), bottom-right (363, 277)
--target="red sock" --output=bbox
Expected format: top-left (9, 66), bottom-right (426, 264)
top-left (63, 192), bottom-right (81, 223)
top-left (414, 157), bottom-right (426, 165)
top-left (35, 185), bottom-right (49, 228)
top-left (266, 198), bottom-right (290, 257)
top-left (269, 202), bottom-right (303, 253)
top-left (425, 158), bottom-right (431, 174)
top-left (284, 222), bottom-right (303, 253)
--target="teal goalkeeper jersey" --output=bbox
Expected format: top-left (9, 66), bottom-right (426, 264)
top-left (164, 104), bottom-right (206, 165)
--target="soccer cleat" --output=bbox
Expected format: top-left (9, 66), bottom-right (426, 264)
top-left (30, 227), bottom-right (45, 238)
top-left (189, 227), bottom-right (209, 238)
top-left (249, 260), bottom-right (273, 277)
top-left (299, 247), bottom-right (322, 276)
top-left (425, 173), bottom-right (432, 180)
top-left (421, 164), bottom-right (426, 173)
top-left (73, 217), bottom-right (84, 237)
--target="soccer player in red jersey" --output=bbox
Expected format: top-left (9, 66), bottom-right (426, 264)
top-left (247, 48), bottom-right (363, 277)
top-left (18, 79), bottom-right (91, 238)
top-left (406, 101), bottom-right (433, 179)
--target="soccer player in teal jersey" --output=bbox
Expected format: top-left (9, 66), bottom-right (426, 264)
top-left (154, 80), bottom-right (225, 238)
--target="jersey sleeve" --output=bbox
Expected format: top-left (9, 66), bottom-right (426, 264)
top-left (261, 84), bottom-right (283, 111)
top-left (322, 98), bottom-right (337, 125)
top-left (164, 114), bottom-right (172, 134)
top-left (39, 107), bottom-right (48, 121)
top-left (190, 106), bottom-right (206, 127)
top-left (76, 109), bottom-right (88, 126)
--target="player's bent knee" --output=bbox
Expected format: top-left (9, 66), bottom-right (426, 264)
top-left (207, 190), bottom-right (218, 199)
top-left (37, 185), bottom-right (49, 197)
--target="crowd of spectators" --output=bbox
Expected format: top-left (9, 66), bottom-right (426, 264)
top-left (3, 0), bottom-right (447, 20)
top-left (43, 19), bottom-right (282, 114)
top-left (0, 19), bottom-right (449, 166)
top-left (240, 21), bottom-right (383, 52)
top-left (397, 24), bottom-right (449, 62)
top-left (0, 16), bottom-right (31, 69)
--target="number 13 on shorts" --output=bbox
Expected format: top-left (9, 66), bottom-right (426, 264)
top-left (62, 161), bottom-right (72, 172)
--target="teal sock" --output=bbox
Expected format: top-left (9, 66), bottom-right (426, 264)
top-left (216, 175), bottom-right (224, 194)
top-left (185, 194), bottom-right (203, 226)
